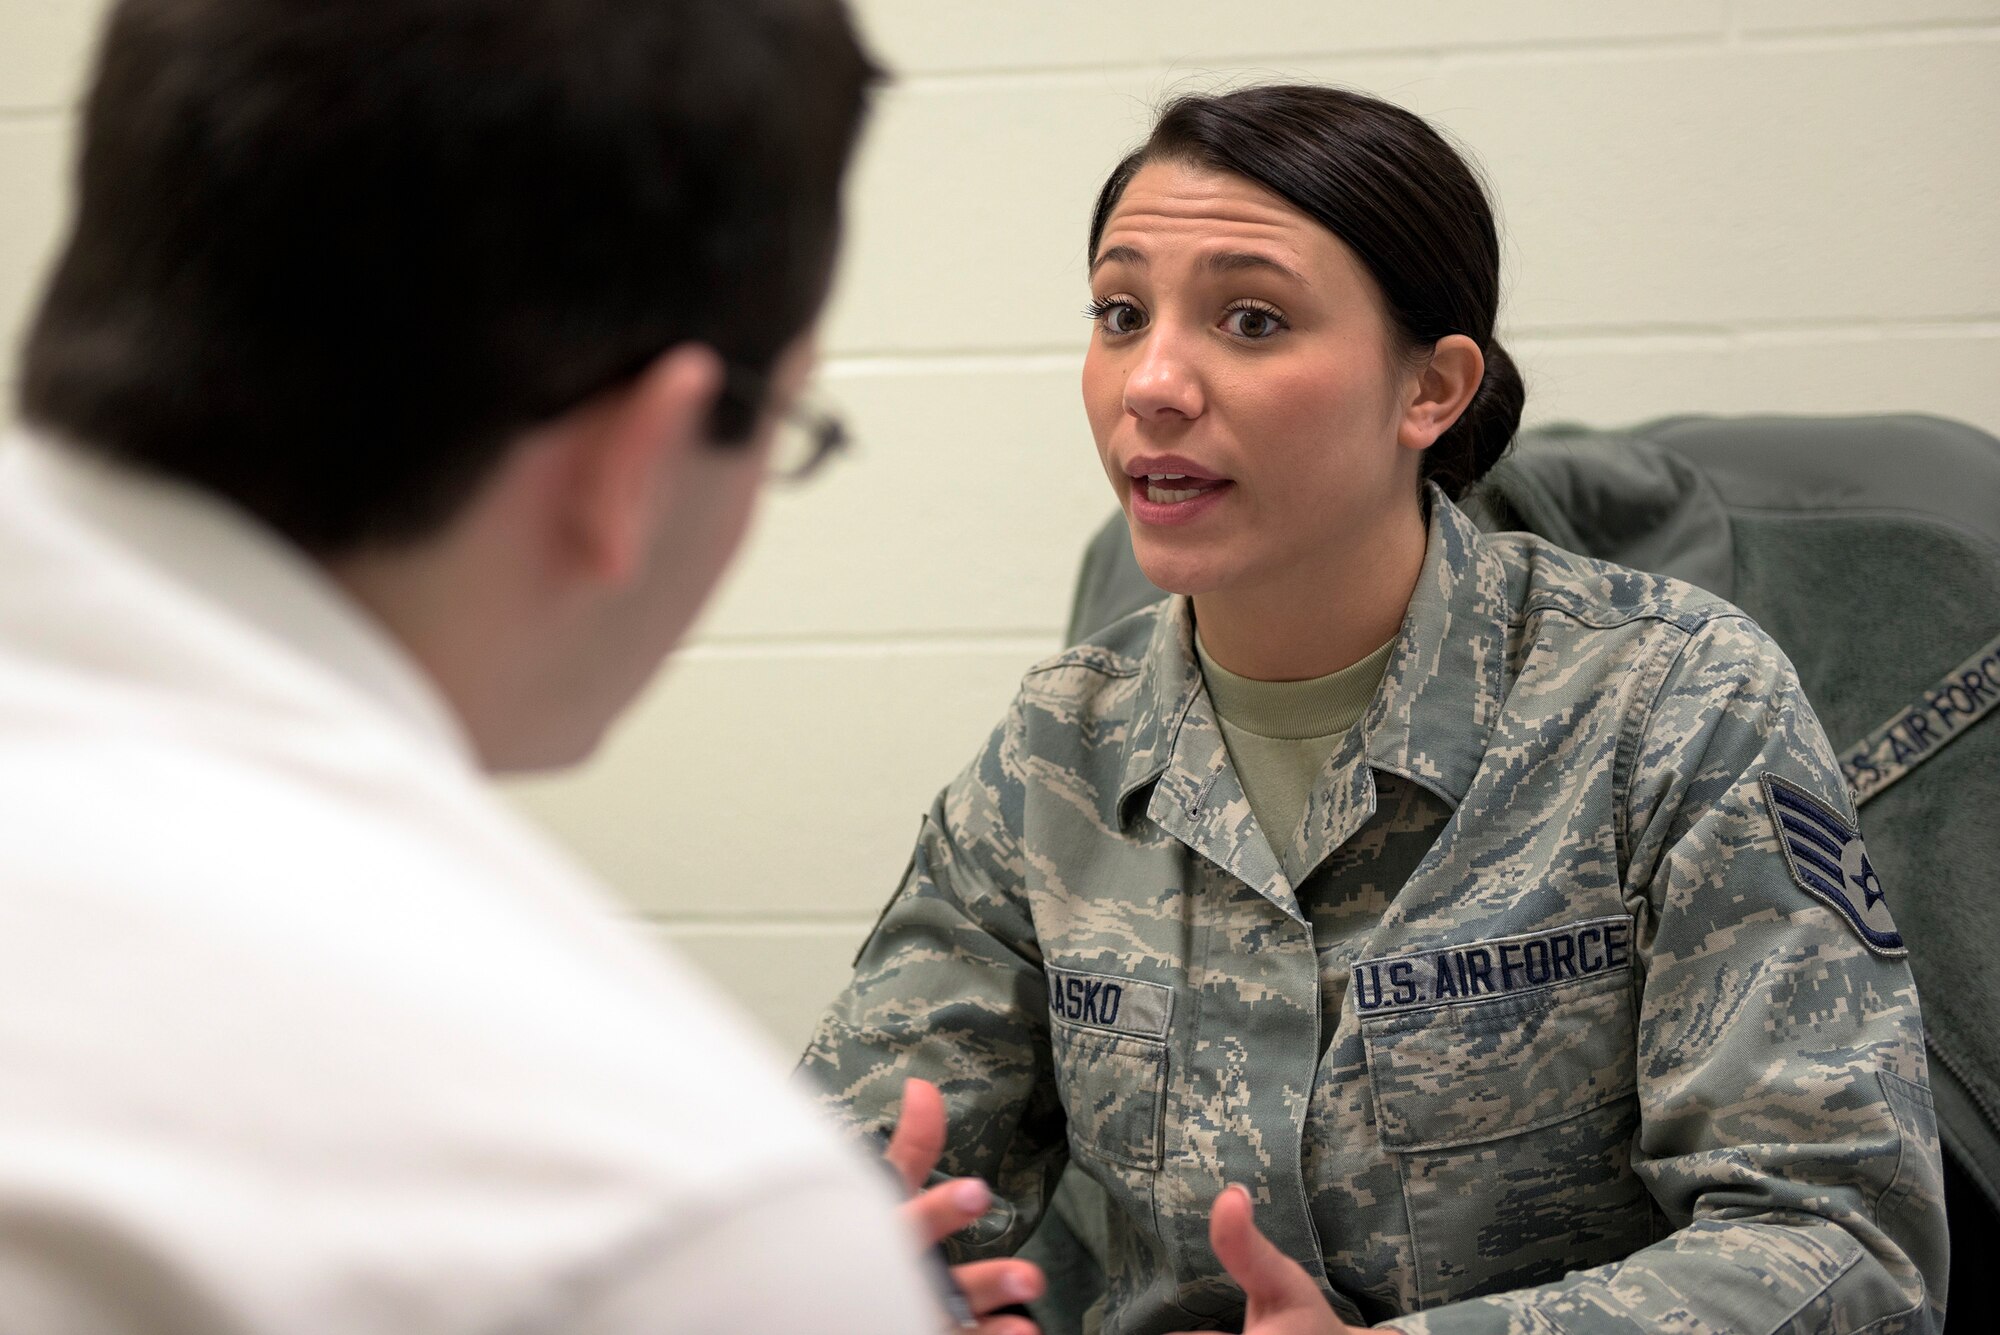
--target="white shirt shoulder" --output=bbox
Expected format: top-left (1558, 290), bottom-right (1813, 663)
top-left (0, 436), bottom-right (934, 1333)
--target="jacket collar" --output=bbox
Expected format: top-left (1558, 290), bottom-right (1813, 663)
top-left (1117, 488), bottom-right (1510, 842)
top-left (1358, 487), bottom-right (1512, 810)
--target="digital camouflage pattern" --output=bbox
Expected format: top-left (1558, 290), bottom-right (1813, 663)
top-left (801, 494), bottom-right (1947, 1335)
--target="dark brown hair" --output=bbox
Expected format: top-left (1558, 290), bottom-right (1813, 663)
top-left (20, 0), bottom-right (881, 554)
top-left (1089, 84), bottom-right (1523, 500)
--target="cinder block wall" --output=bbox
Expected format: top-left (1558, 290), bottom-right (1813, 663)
top-left (6, 2), bottom-right (1998, 1051)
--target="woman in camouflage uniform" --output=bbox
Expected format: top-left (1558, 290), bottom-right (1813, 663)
top-left (804, 85), bottom-right (1947, 1335)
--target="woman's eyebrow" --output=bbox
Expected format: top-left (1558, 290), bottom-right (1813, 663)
top-left (1089, 245), bottom-right (1307, 286)
top-left (1204, 250), bottom-right (1307, 285)
top-left (1090, 244), bottom-right (1145, 275)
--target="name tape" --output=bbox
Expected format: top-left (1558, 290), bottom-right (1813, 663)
top-left (1843, 630), bottom-right (2000, 807)
top-left (1046, 965), bottom-right (1171, 1039)
top-left (1352, 916), bottom-right (1633, 1017)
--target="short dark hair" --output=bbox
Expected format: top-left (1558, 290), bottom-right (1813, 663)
top-left (20, 0), bottom-right (881, 554)
top-left (1088, 85), bottom-right (1524, 500)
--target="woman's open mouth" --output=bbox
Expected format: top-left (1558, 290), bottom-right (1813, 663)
top-left (1126, 460), bottom-right (1233, 525)
top-left (1139, 473), bottom-right (1227, 504)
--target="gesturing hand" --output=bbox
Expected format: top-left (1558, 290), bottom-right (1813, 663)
top-left (1168, 1186), bottom-right (1401, 1335)
top-left (883, 1078), bottom-right (1044, 1335)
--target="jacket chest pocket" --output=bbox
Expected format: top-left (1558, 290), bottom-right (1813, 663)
top-left (1052, 1024), bottom-right (1167, 1171)
top-left (1361, 965), bottom-right (1654, 1306)
top-left (1047, 966), bottom-right (1171, 1173)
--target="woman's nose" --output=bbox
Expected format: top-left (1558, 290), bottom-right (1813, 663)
top-left (1123, 329), bottom-right (1204, 422)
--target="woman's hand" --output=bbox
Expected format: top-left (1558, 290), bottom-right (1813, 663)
top-left (883, 1078), bottom-right (1044, 1334)
top-left (1168, 1186), bottom-right (1403, 1335)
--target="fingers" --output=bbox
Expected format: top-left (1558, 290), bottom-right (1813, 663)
top-left (884, 1077), bottom-right (947, 1194)
top-left (952, 1257), bottom-right (1044, 1317)
top-left (901, 1175), bottom-right (992, 1249)
top-left (881, 1081), bottom-right (1040, 1334)
top-left (1207, 1185), bottom-right (1338, 1323)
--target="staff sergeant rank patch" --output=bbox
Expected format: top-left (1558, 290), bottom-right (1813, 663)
top-left (1761, 773), bottom-right (1905, 957)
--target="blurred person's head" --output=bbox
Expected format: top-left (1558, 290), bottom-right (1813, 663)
top-left (19, 0), bottom-right (881, 770)
top-left (1081, 84), bottom-right (1519, 605)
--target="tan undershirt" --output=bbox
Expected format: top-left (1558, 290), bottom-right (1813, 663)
top-left (1195, 632), bottom-right (1397, 886)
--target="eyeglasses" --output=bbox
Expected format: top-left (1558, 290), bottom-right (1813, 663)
top-left (724, 365), bottom-right (850, 484)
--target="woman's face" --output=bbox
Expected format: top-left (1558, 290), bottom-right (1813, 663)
top-left (1082, 159), bottom-right (1427, 600)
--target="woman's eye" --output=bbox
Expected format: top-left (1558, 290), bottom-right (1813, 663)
top-left (1086, 299), bottom-right (1147, 336)
top-left (1223, 306), bottom-right (1285, 339)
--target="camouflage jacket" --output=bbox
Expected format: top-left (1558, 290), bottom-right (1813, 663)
top-left (802, 495), bottom-right (1947, 1335)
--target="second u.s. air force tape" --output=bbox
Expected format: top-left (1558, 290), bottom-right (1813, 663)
top-left (1842, 629), bottom-right (2000, 807)
top-left (1045, 965), bottom-right (1172, 1039)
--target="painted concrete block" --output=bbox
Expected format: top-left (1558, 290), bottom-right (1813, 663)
top-left (0, 118), bottom-right (70, 371)
top-left (1519, 328), bottom-right (2000, 437)
top-left (694, 361), bottom-right (1109, 642)
top-left (1443, 41), bottom-right (1999, 330)
top-left (851, 0), bottom-right (1727, 76)
top-left (659, 922), bottom-right (873, 1053)
top-left (0, 1), bottom-right (107, 112)
top-left (1738, 0), bottom-right (2000, 34)
top-left (506, 641), bottom-right (1046, 921)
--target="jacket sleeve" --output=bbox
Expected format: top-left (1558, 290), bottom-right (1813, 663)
top-left (1397, 614), bottom-right (1948, 1335)
top-left (797, 698), bottom-right (1069, 1260)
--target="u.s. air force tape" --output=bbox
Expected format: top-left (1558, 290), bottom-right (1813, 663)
top-left (1045, 965), bottom-right (1171, 1039)
top-left (1762, 773), bottom-right (1905, 957)
top-left (1350, 916), bottom-right (1634, 1017)
top-left (1842, 629), bottom-right (2000, 807)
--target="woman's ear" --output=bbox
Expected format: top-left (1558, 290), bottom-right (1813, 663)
top-left (1397, 334), bottom-right (1484, 452)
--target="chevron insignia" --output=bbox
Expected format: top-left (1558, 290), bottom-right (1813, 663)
top-left (1761, 774), bottom-right (1905, 957)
